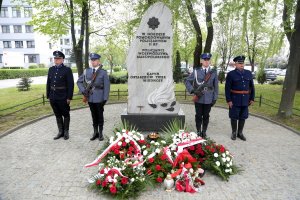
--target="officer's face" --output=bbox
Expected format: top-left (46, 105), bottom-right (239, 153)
top-left (235, 62), bottom-right (244, 70)
top-left (91, 59), bottom-right (100, 67)
top-left (201, 58), bottom-right (210, 67)
top-left (54, 57), bottom-right (63, 65)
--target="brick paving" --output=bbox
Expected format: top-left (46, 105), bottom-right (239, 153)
top-left (0, 103), bottom-right (299, 200)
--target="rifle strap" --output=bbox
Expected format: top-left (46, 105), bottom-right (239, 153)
top-left (194, 68), bottom-right (213, 85)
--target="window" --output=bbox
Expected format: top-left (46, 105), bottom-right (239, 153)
top-left (25, 25), bottom-right (33, 33)
top-left (27, 41), bottom-right (35, 48)
top-left (49, 43), bottom-right (52, 49)
top-left (64, 39), bottom-right (70, 45)
top-left (3, 41), bottom-right (12, 48)
top-left (78, 29), bottom-right (81, 34)
top-left (60, 39), bottom-right (63, 45)
top-left (14, 25), bottom-right (22, 33)
top-left (15, 41), bottom-right (23, 48)
top-left (1, 7), bottom-right (9, 17)
top-left (1, 25), bottom-right (10, 33)
top-left (12, 7), bottom-right (21, 18)
top-left (24, 7), bottom-right (32, 17)
top-left (28, 55), bottom-right (37, 63)
top-left (65, 49), bottom-right (71, 55)
top-left (0, 54), bottom-right (2, 63)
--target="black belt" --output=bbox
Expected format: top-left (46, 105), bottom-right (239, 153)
top-left (94, 86), bottom-right (104, 89)
top-left (51, 86), bottom-right (66, 90)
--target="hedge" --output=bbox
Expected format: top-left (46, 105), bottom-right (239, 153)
top-left (0, 68), bottom-right (78, 80)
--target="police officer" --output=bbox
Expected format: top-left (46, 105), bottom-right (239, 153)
top-left (47, 50), bottom-right (74, 140)
top-left (185, 53), bottom-right (219, 138)
top-left (225, 55), bottom-right (255, 141)
top-left (77, 53), bottom-right (110, 141)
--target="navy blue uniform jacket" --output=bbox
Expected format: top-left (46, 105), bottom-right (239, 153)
top-left (225, 69), bottom-right (255, 106)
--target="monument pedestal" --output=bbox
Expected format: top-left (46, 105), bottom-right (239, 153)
top-left (121, 108), bottom-right (185, 131)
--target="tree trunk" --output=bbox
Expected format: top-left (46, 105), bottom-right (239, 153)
top-left (204, 0), bottom-right (213, 53)
top-left (185, 0), bottom-right (202, 68)
top-left (278, 0), bottom-right (300, 117)
top-left (297, 69), bottom-right (300, 90)
top-left (70, 0), bottom-right (86, 76)
top-left (84, 1), bottom-right (89, 69)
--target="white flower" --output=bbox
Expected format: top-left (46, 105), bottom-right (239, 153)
top-left (226, 164), bottom-right (230, 167)
top-left (229, 168), bottom-right (232, 173)
top-left (155, 142), bottom-right (159, 146)
top-left (128, 131), bottom-right (133, 136)
top-left (171, 145), bottom-right (177, 151)
top-left (214, 153), bottom-right (219, 158)
top-left (215, 161), bottom-right (220, 166)
top-left (226, 151), bottom-right (229, 155)
top-left (142, 145), bottom-right (146, 149)
top-left (150, 140), bottom-right (155, 144)
top-left (109, 136), bottom-right (114, 143)
top-left (226, 157), bottom-right (231, 162)
top-left (131, 178), bottom-right (135, 182)
top-left (143, 150), bottom-right (148, 156)
top-left (114, 174), bottom-right (118, 178)
top-left (222, 153), bottom-right (226, 157)
top-left (155, 148), bottom-right (161, 154)
top-left (116, 132), bottom-right (121, 137)
top-left (189, 168), bottom-right (194, 173)
top-left (222, 158), bottom-right (226, 162)
top-left (161, 140), bottom-right (166, 144)
top-left (118, 141), bottom-right (122, 146)
top-left (229, 161), bottom-right (233, 166)
top-left (225, 169), bottom-right (230, 173)
top-left (122, 129), bottom-right (126, 133)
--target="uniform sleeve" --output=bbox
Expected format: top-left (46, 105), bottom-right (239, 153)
top-left (184, 70), bottom-right (195, 94)
top-left (103, 71), bottom-right (110, 101)
top-left (46, 68), bottom-right (51, 99)
top-left (77, 70), bottom-right (85, 94)
top-left (67, 68), bottom-right (74, 100)
top-left (213, 72), bottom-right (219, 101)
top-left (225, 72), bottom-right (232, 102)
top-left (249, 73), bottom-right (255, 101)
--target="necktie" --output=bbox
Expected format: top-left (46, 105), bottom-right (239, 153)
top-left (93, 68), bottom-right (95, 74)
top-left (204, 69), bottom-right (207, 75)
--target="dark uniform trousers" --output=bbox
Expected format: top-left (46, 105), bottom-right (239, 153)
top-left (50, 100), bottom-right (70, 119)
top-left (88, 102), bottom-right (104, 131)
top-left (195, 103), bottom-right (212, 133)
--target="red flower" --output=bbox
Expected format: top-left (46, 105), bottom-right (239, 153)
top-left (155, 165), bottom-right (161, 171)
top-left (130, 141), bottom-right (135, 146)
top-left (160, 154), bottom-right (167, 160)
top-left (210, 148), bottom-right (215, 153)
top-left (115, 145), bottom-right (120, 150)
top-left (189, 145), bottom-right (195, 151)
top-left (99, 169), bottom-right (105, 174)
top-left (122, 141), bottom-right (127, 147)
top-left (114, 149), bottom-right (120, 155)
top-left (146, 144), bottom-right (150, 148)
top-left (127, 151), bottom-right (132, 156)
top-left (156, 177), bottom-right (163, 183)
top-left (129, 146), bottom-right (134, 152)
top-left (102, 181), bottom-right (107, 187)
top-left (96, 179), bottom-right (101, 185)
top-left (205, 145), bottom-right (210, 150)
top-left (110, 185), bottom-right (117, 194)
top-left (146, 169), bottom-right (152, 175)
top-left (139, 140), bottom-right (146, 144)
top-left (219, 145), bottom-right (225, 153)
top-left (119, 151), bottom-right (125, 159)
top-left (148, 157), bottom-right (154, 163)
top-left (121, 177), bottom-right (128, 185)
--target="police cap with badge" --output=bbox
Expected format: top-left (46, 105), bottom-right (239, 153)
top-left (201, 53), bottom-right (212, 60)
top-left (53, 50), bottom-right (65, 59)
top-left (89, 53), bottom-right (101, 60)
top-left (233, 55), bottom-right (245, 63)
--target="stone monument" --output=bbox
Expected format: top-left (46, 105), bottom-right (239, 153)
top-left (121, 2), bottom-right (185, 131)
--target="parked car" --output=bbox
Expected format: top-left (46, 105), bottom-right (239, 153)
top-left (264, 69), bottom-right (277, 81)
top-left (279, 69), bottom-right (286, 76)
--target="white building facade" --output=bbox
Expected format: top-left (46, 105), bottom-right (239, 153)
top-left (0, 0), bottom-right (79, 68)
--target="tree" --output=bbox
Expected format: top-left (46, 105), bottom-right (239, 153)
top-left (278, 0), bottom-right (300, 117)
top-left (173, 50), bottom-right (182, 83)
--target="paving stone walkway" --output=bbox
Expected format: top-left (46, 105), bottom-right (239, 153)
top-left (0, 103), bottom-right (299, 200)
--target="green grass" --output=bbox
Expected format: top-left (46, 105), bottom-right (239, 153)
top-left (0, 83), bottom-right (299, 134)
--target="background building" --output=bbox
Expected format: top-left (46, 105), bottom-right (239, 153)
top-left (0, 0), bottom-right (79, 68)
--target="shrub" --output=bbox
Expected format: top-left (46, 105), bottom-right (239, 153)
top-left (109, 74), bottom-right (128, 84)
top-left (29, 65), bottom-right (38, 69)
top-left (0, 69), bottom-right (48, 80)
top-left (257, 69), bottom-right (266, 84)
top-left (38, 64), bottom-right (46, 68)
top-left (2, 66), bottom-right (23, 69)
top-left (269, 79), bottom-right (284, 85)
top-left (17, 77), bottom-right (33, 91)
top-left (218, 70), bottom-right (225, 84)
top-left (113, 66), bottom-right (122, 72)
